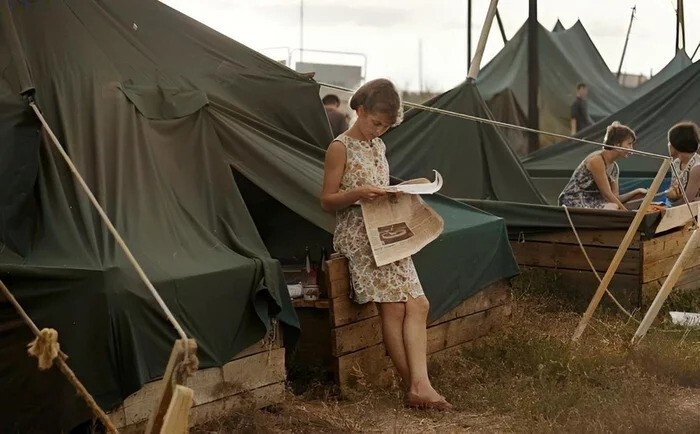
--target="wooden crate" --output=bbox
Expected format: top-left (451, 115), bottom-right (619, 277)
top-left (511, 225), bottom-right (700, 308)
top-left (293, 256), bottom-right (512, 393)
top-left (108, 330), bottom-right (285, 431)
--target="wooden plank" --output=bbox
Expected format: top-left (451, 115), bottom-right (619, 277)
top-left (326, 257), bottom-right (349, 297)
top-left (513, 230), bottom-right (638, 249)
top-left (429, 282), bottom-right (510, 327)
top-left (331, 283), bottom-right (512, 356)
top-left (329, 296), bottom-right (378, 327)
top-left (331, 316), bottom-right (383, 357)
top-left (192, 348), bottom-right (286, 407)
top-left (160, 385), bottom-right (194, 434)
top-left (511, 240), bottom-right (640, 275)
top-left (335, 343), bottom-right (393, 390)
top-left (335, 304), bottom-right (512, 391)
top-left (118, 344), bottom-right (283, 427)
top-left (233, 329), bottom-right (282, 360)
top-left (107, 406), bottom-right (126, 429)
top-left (188, 382), bottom-right (286, 427)
top-left (643, 249), bottom-right (700, 283)
top-left (554, 268), bottom-right (641, 309)
top-left (221, 348), bottom-right (286, 398)
top-left (642, 227), bottom-right (693, 264)
top-left (641, 263), bottom-right (700, 306)
top-left (426, 304), bottom-right (511, 355)
top-left (292, 299), bottom-right (330, 309)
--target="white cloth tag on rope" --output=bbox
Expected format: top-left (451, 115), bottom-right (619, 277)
top-left (384, 170), bottom-right (443, 195)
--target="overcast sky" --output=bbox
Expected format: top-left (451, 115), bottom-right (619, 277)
top-left (160, 0), bottom-right (699, 92)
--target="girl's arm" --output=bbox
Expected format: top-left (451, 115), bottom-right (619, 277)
top-left (320, 141), bottom-right (386, 212)
top-left (587, 157), bottom-right (626, 210)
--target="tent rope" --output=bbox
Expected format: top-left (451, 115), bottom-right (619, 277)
top-left (0, 280), bottom-right (118, 433)
top-left (561, 206), bottom-right (637, 320)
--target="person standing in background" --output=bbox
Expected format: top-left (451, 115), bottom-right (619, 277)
top-left (570, 82), bottom-right (593, 134)
top-left (323, 94), bottom-right (349, 138)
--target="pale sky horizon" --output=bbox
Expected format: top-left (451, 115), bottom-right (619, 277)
top-left (160, 0), bottom-right (698, 92)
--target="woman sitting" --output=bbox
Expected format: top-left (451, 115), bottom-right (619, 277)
top-left (559, 122), bottom-right (646, 210)
top-left (665, 122), bottom-right (700, 206)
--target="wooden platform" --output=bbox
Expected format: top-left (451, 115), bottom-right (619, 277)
top-left (511, 224), bottom-right (700, 307)
top-left (291, 256), bottom-right (512, 393)
top-left (108, 331), bottom-right (285, 431)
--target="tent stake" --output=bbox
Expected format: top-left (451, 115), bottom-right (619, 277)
top-left (572, 159), bottom-right (670, 342)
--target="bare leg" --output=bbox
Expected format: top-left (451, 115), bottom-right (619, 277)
top-left (403, 296), bottom-right (447, 403)
top-left (378, 302), bottom-right (410, 386)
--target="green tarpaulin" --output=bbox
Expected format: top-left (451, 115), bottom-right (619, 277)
top-left (0, 1), bottom-right (519, 431)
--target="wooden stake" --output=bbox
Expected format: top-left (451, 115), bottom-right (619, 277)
top-left (632, 224), bottom-right (700, 345)
top-left (572, 159), bottom-right (670, 342)
top-left (145, 339), bottom-right (198, 434)
top-left (160, 385), bottom-right (194, 434)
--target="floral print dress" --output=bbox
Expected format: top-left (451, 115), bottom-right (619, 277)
top-left (332, 134), bottom-right (424, 304)
top-left (558, 151), bottom-right (619, 209)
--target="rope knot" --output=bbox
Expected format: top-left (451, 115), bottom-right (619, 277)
top-left (27, 328), bottom-right (61, 370)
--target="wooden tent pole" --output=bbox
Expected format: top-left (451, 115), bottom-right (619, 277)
top-left (467, 0), bottom-right (500, 80)
top-left (572, 159), bottom-right (671, 342)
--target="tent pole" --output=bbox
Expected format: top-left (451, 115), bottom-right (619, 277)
top-left (467, 0), bottom-right (472, 73)
top-left (632, 223), bottom-right (700, 345)
top-left (467, 0), bottom-right (499, 80)
top-left (675, 0), bottom-right (680, 53)
top-left (496, 9), bottom-right (508, 44)
top-left (527, 0), bottom-right (539, 153)
top-left (616, 6), bottom-right (636, 80)
top-left (572, 159), bottom-right (671, 342)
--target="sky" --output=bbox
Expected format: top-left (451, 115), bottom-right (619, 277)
top-left (160, 0), bottom-right (699, 92)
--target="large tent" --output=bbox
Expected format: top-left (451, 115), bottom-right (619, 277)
top-left (477, 20), bottom-right (691, 151)
top-left (0, 1), bottom-right (519, 431)
top-left (523, 59), bottom-right (700, 202)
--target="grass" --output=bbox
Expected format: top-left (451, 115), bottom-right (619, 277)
top-left (194, 269), bottom-right (700, 433)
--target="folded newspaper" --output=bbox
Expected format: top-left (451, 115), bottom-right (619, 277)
top-left (361, 171), bottom-right (445, 267)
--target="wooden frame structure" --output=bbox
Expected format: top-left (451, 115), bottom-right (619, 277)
top-left (292, 256), bottom-right (513, 392)
top-left (108, 330), bottom-right (285, 432)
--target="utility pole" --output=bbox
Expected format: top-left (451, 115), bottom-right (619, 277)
top-left (616, 5), bottom-right (636, 79)
top-left (527, 0), bottom-right (539, 153)
top-left (418, 39), bottom-right (423, 93)
top-left (300, 0), bottom-right (304, 62)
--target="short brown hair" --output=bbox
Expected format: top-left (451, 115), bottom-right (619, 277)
top-left (576, 82), bottom-right (587, 90)
top-left (603, 121), bottom-right (636, 150)
top-left (349, 79), bottom-right (403, 126)
top-left (668, 121), bottom-right (699, 153)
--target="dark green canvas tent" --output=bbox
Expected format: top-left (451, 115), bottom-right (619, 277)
top-left (0, 1), bottom-right (519, 431)
top-left (523, 59), bottom-right (700, 202)
top-left (477, 20), bottom-right (690, 150)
